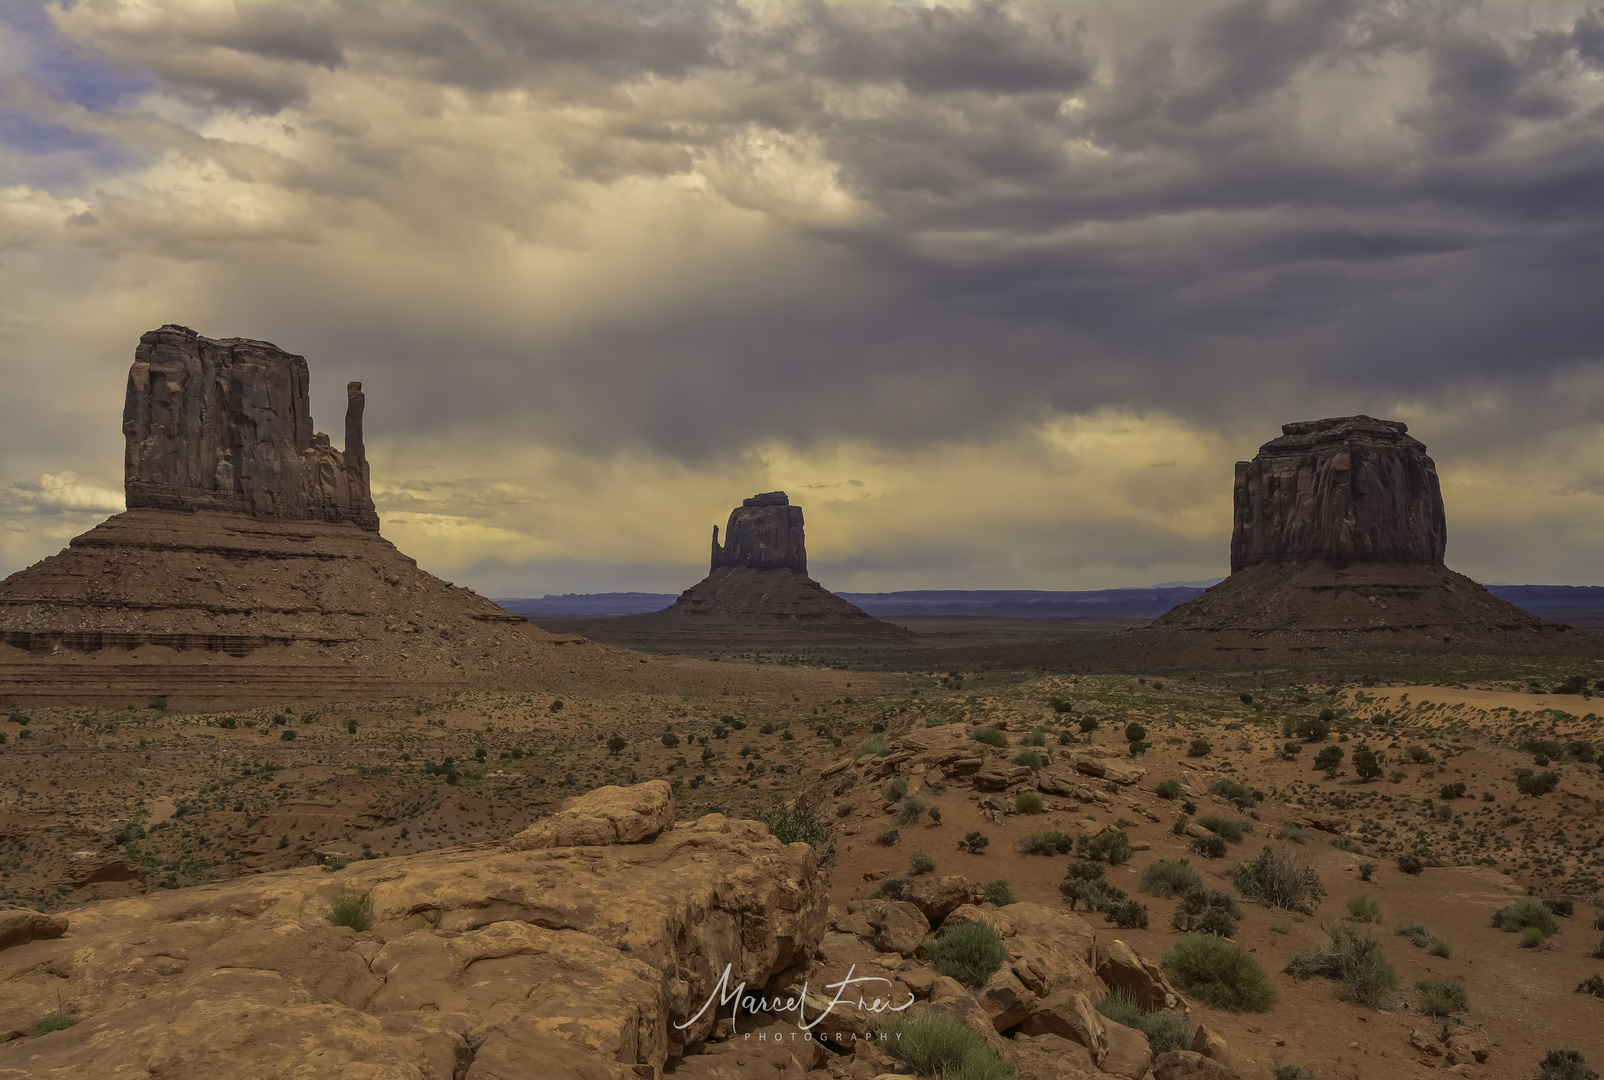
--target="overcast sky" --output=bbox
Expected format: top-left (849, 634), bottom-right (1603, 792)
top-left (2, 0), bottom-right (1602, 596)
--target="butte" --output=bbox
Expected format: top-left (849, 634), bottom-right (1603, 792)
top-left (1107, 415), bottom-right (1576, 665)
top-left (557, 492), bottom-right (909, 646)
top-left (0, 324), bottom-right (605, 707)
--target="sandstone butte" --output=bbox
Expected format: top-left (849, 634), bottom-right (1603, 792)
top-left (1119, 415), bottom-right (1574, 661)
top-left (0, 777), bottom-right (1238, 1080)
top-left (559, 492), bottom-right (911, 645)
top-left (0, 325), bottom-right (660, 708)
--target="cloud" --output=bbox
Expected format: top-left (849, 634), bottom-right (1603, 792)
top-left (0, 0), bottom-right (1601, 591)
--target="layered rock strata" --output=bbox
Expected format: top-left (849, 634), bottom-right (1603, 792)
top-left (558, 492), bottom-right (908, 644)
top-left (0, 782), bottom-right (830, 1079)
top-left (0, 326), bottom-right (601, 706)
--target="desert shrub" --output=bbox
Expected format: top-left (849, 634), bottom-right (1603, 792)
top-left (927, 919), bottom-right (1009, 987)
top-left (1544, 898), bottom-right (1576, 918)
top-left (1060, 861), bottom-right (1127, 914)
top-left (1019, 830), bottom-right (1076, 855)
top-left (880, 1013), bottom-right (1012, 1080)
top-left (971, 727), bottom-right (1009, 748)
top-left (1396, 921), bottom-right (1432, 947)
top-left (1516, 769), bottom-right (1560, 797)
top-left (876, 829), bottom-right (901, 847)
top-left (1079, 717), bottom-right (1100, 733)
top-left (1125, 722), bottom-right (1147, 743)
top-left (1495, 898), bottom-right (1560, 936)
top-left (1346, 893), bottom-right (1382, 922)
top-left (1097, 991), bottom-right (1190, 1054)
top-left (1417, 977), bottom-right (1468, 1015)
top-left (1282, 742), bottom-right (1303, 761)
top-left (328, 889), bottom-right (375, 932)
top-left (886, 776), bottom-right (908, 802)
top-left (1172, 888), bottom-right (1241, 937)
top-left (1273, 1067), bottom-right (1319, 1080)
top-left (1110, 899), bottom-right (1150, 929)
top-left (1197, 815), bottom-right (1250, 843)
top-left (1314, 746), bottom-right (1344, 772)
top-left (765, 805), bottom-right (836, 856)
top-left (1439, 782), bottom-right (1467, 800)
top-left (1358, 862), bottom-right (1374, 881)
top-left (1141, 859), bottom-right (1203, 898)
top-left (856, 733), bottom-right (891, 759)
top-left (1428, 937), bottom-right (1452, 958)
top-left (1396, 853), bottom-right (1424, 875)
top-left (895, 796), bottom-right (928, 826)
top-left (1282, 823), bottom-right (1311, 845)
top-left (1286, 924), bottom-right (1396, 1007)
top-left (910, 851), bottom-right (936, 875)
top-left (1595, 911), bottom-right (1604, 932)
top-left (1352, 746), bottom-right (1382, 781)
top-left (959, 831), bottom-right (990, 854)
top-left (1212, 779), bottom-right (1260, 810)
top-left (1022, 728), bottom-right (1047, 747)
top-left (1592, 938), bottom-right (1604, 960)
top-left (1013, 750), bottom-right (1045, 770)
top-left (1156, 779), bottom-right (1183, 800)
top-left (982, 879), bottom-right (1016, 906)
top-left (1536, 1050), bottom-right (1599, 1080)
top-left (1188, 739), bottom-right (1212, 758)
top-left (1192, 834), bottom-right (1228, 859)
top-left (1521, 925), bottom-right (1549, 948)
top-left (32, 1012), bottom-right (75, 1037)
top-left (1014, 790), bottom-right (1045, 814)
top-left (1575, 974), bottom-right (1604, 998)
top-left (1163, 934), bottom-right (1276, 1012)
top-left (1079, 829), bottom-right (1135, 865)
top-left (875, 875), bottom-right (911, 900)
top-left (1232, 847), bottom-right (1325, 913)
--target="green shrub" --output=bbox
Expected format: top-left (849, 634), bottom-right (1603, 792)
top-left (1172, 887), bottom-right (1241, 937)
top-left (971, 727), bottom-right (1009, 748)
top-left (1125, 722), bottom-right (1147, 743)
top-left (764, 805), bottom-right (836, 857)
top-left (1188, 739), bottom-right (1212, 757)
top-left (958, 831), bottom-right (990, 853)
top-left (1012, 750), bottom-right (1045, 770)
top-left (1079, 829), bottom-right (1134, 865)
top-left (876, 829), bottom-right (901, 847)
top-left (1060, 861), bottom-right (1128, 915)
top-left (856, 733), bottom-right (891, 759)
top-left (1231, 846), bottom-right (1325, 913)
top-left (1212, 779), bottom-right (1259, 809)
top-left (927, 919), bottom-right (1010, 987)
top-left (1197, 815), bottom-right (1249, 843)
top-left (1495, 898), bottom-right (1560, 936)
top-left (1345, 893), bottom-right (1382, 922)
top-left (880, 1014), bottom-right (1014, 1080)
top-left (875, 875), bottom-right (911, 900)
top-left (1439, 782), bottom-right (1467, 800)
top-left (910, 851), bottom-right (936, 875)
top-left (1286, 924), bottom-right (1395, 1006)
top-left (1014, 790), bottom-right (1045, 814)
top-left (1156, 779), bottom-right (1183, 800)
top-left (1282, 823), bottom-right (1311, 845)
top-left (1579, 974), bottom-right (1604, 998)
top-left (1141, 859), bottom-right (1203, 897)
top-left (1396, 920), bottom-right (1431, 946)
top-left (1536, 1050), bottom-right (1598, 1080)
top-left (329, 889), bottom-right (375, 932)
top-left (1097, 991), bottom-right (1190, 1054)
top-left (1078, 716), bottom-right (1099, 733)
top-left (1192, 834), bottom-right (1228, 859)
top-left (887, 776), bottom-right (909, 801)
top-left (1282, 742), bottom-right (1303, 760)
top-left (1396, 853), bottom-right (1424, 875)
top-left (1022, 729), bottom-right (1047, 747)
top-left (1521, 925), bottom-right (1548, 948)
top-left (1110, 900), bottom-right (1150, 929)
top-left (982, 879), bottom-right (1016, 906)
top-left (1352, 746), bottom-right (1382, 781)
top-left (1019, 830), bottom-right (1075, 855)
top-left (1314, 746), bottom-right (1343, 772)
top-left (1427, 937), bottom-right (1452, 958)
top-left (1273, 1067), bottom-right (1318, 1080)
top-left (1544, 898), bottom-right (1575, 918)
top-left (1416, 977), bottom-right (1468, 1015)
top-left (32, 1012), bottom-right (75, 1037)
top-left (1163, 934), bottom-right (1276, 1012)
top-left (895, 795), bottom-right (928, 827)
top-left (1516, 769), bottom-right (1560, 796)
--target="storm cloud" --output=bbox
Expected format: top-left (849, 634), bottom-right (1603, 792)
top-left (2, 0), bottom-right (1602, 594)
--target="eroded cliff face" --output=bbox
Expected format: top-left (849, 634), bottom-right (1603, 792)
top-left (1230, 416), bottom-right (1446, 572)
top-left (710, 491), bottom-right (807, 574)
top-left (123, 324), bottom-right (379, 531)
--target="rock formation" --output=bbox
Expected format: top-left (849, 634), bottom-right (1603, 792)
top-left (0, 326), bottom-right (614, 707)
top-left (1125, 415), bottom-right (1573, 662)
top-left (1230, 416), bottom-right (1445, 571)
top-left (552, 492), bottom-right (909, 645)
top-left (124, 325), bottom-right (379, 530)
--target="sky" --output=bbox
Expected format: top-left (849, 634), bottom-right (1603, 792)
top-left (2, 0), bottom-right (1602, 597)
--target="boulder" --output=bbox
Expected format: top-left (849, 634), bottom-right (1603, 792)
top-left (1152, 1050), bottom-right (1241, 1080)
top-left (978, 966), bottom-right (1037, 1031)
top-left (1009, 1032), bottom-right (1102, 1080)
top-left (506, 781), bottom-right (674, 849)
top-left (1446, 1031), bottom-right (1489, 1065)
top-left (973, 764), bottom-right (1033, 791)
top-left (1020, 990), bottom-right (1107, 1064)
top-left (921, 977), bottom-right (1013, 1058)
top-left (906, 876), bottom-right (983, 925)
top-left (0, 905), bottom-right (67, 952)
top-left (862, 900), bottom-right (929, 957)
top-left (1001, 904), bottom-right (1098, 999)
top-left (1094, 938), bottom-right (1184, 1014)
top-left (1072, 757), bottom-right (1147, 786)
top-left (1188, 1022), bottom-right (1240, 1071)
top-left (1099, 1019), bottom-right (1152, 1079)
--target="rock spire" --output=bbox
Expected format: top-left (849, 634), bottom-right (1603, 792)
top-left (709, 490), bottom-right (807, 573)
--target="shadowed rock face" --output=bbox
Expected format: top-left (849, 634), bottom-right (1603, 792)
top-left (710, 491), bottom-right (807, 573)
top-left (123, 324), bottom-right (378, 531)
top-left (1230, 415), bottom-right (1446, 572)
